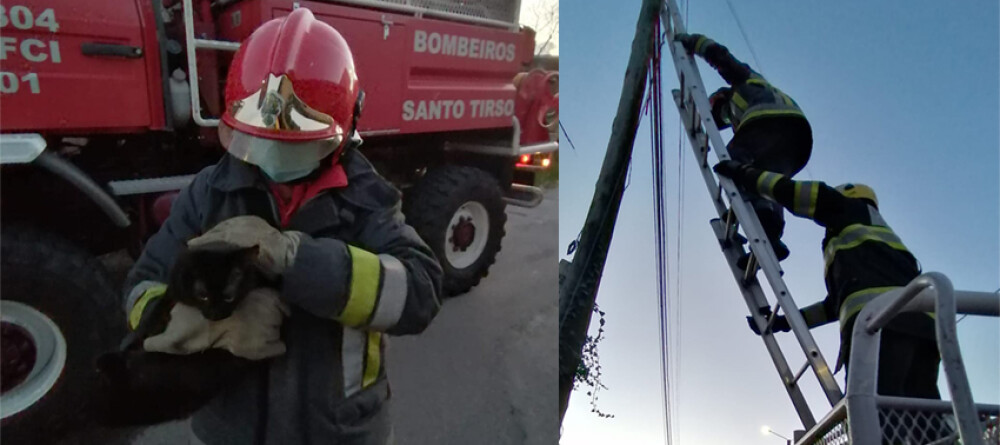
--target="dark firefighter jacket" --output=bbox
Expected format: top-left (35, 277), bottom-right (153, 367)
top-left (730, 167), bottom-right (934, 369)
top-left (690, 35), bottom-right (807, 132)
top-left (122, 147), bottom-right (443, 445)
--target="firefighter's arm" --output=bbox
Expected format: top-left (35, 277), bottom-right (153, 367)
top-left (799, 295), bottom-right (838, 328)
top-left (122, 169), bottom-right (209, 330)
top-left (281, 200), bottom-right (443, 336)
top-left (676, 33), bottom-right (753, 85)
top-left (713, 161), bottom-right (848, 228)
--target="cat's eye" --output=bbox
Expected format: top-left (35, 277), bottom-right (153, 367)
top-left (194, 281), bottom-right (209, 301)
top-left (224, 294), bottom-right (236, 303)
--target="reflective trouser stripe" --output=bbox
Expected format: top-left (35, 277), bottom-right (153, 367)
top-left (343, 328), bottom-right (383, 397)
top-left (838, 286), bottom-right (899, 331)
top-left (129, 284), bottom-right (167, 330)
top-left (792, 181), bottom-right (820, 218)
top-left (756, 171), bottom-right (784, 196)
top-left (824, 224), bottom-right (909, 272)
top-left (340, 246), bottom-right (383, 327)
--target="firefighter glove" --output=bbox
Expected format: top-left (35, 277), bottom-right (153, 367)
top-left (674, 33), bottom-right (705, 53)
top-left (143, 287), bottom-right (290, 360)
top-left (713, 160), bottom-right (753, 181)
top-left (187, 215), bottom-right (303, 278)
top-left (746, 315), bottom-right (791, 335)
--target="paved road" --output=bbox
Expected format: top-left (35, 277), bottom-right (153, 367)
top-left (60, 187), bottom-right (558, 444)
top-left (386, 187), bottom-right (558, 445)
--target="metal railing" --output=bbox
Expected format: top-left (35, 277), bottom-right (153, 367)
top-left (799, 274), bottom-right (999, 444)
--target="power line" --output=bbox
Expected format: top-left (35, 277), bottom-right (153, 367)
top-left (722, 0), bottom-right (764, 75)
top-left (559, 121), bottom-right (579, 154)
top-left (648, 22), bottom-right (674, 445)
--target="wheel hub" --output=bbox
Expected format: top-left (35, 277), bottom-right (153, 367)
top-left (1, 322), bottom-right (37, 394)
top-left (450, 216), bottom-right (476, 252)
top-left (443, 201), bottom-right (490, 270)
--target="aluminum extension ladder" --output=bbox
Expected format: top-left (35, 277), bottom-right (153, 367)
top-left (659, 0), bottom-right (842, 431)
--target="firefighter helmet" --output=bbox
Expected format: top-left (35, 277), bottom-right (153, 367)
top-left (709, 87), bottom-right (733, 129)
top-left (219, 8), bottom-right (363, 182)
top-left (835, 183), bottom-right (878, 207)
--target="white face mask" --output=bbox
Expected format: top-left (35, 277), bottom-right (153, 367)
top-left (219, 124), bottom-right (342, 183)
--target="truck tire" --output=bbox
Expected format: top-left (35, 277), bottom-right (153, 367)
top-left (404, 165), bottom-right (507, 296)
top-left (0, 226), bottom-right (124, 444)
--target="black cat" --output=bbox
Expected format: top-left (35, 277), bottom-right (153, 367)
top-left (95, 244), bottom-right (271, 426)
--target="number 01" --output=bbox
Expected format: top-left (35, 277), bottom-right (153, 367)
top-left (0, 72), bottom-right (40, 94)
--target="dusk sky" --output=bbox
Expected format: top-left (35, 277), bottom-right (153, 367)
top-left (559, 1), bottom-right (999, 444)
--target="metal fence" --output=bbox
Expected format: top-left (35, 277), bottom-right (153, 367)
top-left (796, 275), bottom-right (1000, 445)
top-left (878, 406), bottom-right (999, 445)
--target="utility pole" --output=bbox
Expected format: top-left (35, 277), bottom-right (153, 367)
top-left (558, 0), bottom-right (661, 424)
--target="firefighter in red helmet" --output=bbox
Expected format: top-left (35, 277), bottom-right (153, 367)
top-left (123, 9), bottom-right (442, 444)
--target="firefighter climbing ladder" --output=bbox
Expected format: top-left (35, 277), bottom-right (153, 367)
top-left (658, 1), bottom-right (1000, 443)
top-left (658, 0), bottom-right (841, 430)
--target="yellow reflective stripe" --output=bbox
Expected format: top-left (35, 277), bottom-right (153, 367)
top-left (362, 332), bottom-right (381, 388)
top-left (746, 78), bottom-right (768, 86)
top-left (736, 109), bottom-right (806, 131)
top-left (838, 286), bottom-right (899, 330)
top-left (792, 181), bottom-right (820, 218)
top-left (779, 91), bottom-right (795, 106)
top-left (731, 92), bottom-right (749, 111)
top-left (129, 284), bottom-right (167, 330)
top-left (756, 171), bottom-right (784, 195)
top-left (340, 245), bottom-right (382, 327)
top-left (694, 36), bottom-right (710, 54)
top-left (823, 224), bottom-right (909, 271)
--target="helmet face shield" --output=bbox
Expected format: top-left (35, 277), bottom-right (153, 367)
top-left (220, 122), bottom-right (341, 183)
top-left (227, 73), bottom-right (348, 140)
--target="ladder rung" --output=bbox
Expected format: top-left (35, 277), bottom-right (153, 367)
top-left (790, 359), bottom-right (810, 385)
top-left (742, 253), bottom-right (758, 285)
top-left (764, 302), bottom-right (781, 331)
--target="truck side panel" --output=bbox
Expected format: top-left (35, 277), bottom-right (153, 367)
top-left (0, 0), bottom-right (164, 133)
top-left (216, 0), bottom-right (533, 137)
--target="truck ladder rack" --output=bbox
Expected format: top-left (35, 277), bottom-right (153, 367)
top-left (181, 0), bottom-right (241, 127)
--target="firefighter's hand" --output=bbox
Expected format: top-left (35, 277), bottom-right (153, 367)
top-left (143, 288), bottom-right (290, 360)
top-left (674, 33), bottom-right (704, 53)
top-left (211, 288), bottom-right (291, 360)
top-left (713, 160), bottom-right (752, 179)
top-left (143, 303), bottom-right (217, 354)
top-left (187, 215), bottom-right (304, 277)
top-left (746, 315), bottom-right (791, 335)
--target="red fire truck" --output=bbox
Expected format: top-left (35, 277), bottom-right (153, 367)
top-left (0, 0), bottom-right (557, 440)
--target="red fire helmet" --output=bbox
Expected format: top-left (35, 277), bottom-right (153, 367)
top-left (219, 9), bottom-right (363, 182)
top-left (222, 8), bottom-right (360, 142)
